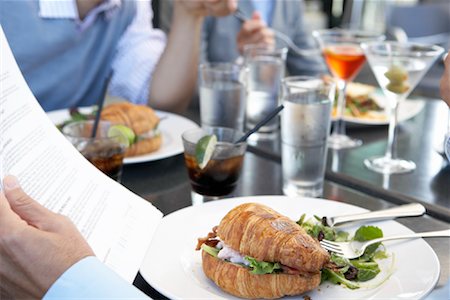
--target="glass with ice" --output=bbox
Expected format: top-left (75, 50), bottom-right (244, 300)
top-left (181, 127), bottom-right (247, 204)
top-left (199, 63), bottom-right (246, 131)
top-left (63, 120), bottom-right (127, 182)
top-left (244, 44), bottom-right (287, 137)
top-left (280, 76), bottom-right (335, 197)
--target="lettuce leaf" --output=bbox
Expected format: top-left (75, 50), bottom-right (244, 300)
top-left (201, 245), bottom-right (282, 275)
top-left (354, 226), bottom-right (383, 241)
top-left (244, 256), bottom-right (282, 275)
top-left (356, 267), bottom-right (380, 282)
top-left (321, 269), bottom-right (360, 289)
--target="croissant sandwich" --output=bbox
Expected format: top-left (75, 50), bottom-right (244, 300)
top-left (101, 102), bottom-right (162, 157)
top-left (196, 203), bottom-right (330, 299)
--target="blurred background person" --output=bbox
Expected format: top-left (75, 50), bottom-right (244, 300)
top-left (160, 0), bottom-right (326, 76)
top-left (0, 0), bottom-right (237, 113)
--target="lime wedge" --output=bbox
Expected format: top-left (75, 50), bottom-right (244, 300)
top-left (107, 124), bottom-right (136, 147)
top-left (195, 134), bottom-right (218, 169)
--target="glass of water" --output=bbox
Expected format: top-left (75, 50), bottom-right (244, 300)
top-left (280, 76), bottom-right (335, 198)
top-left (244, 44), bottom-right (287, 137)
top-left (199, 63), bottom-right (247, 131)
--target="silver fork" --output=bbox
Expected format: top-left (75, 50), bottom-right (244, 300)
top-left (320, 229), bottom-right (450, 259)
top-left (233, 9), bottom-right (320, 57)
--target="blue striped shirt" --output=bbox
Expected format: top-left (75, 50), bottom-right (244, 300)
top-left (36, 0), bottom-right (166, 108)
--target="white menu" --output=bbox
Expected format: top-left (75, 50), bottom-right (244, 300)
top-left (0, 27), bottom-right (162, 282)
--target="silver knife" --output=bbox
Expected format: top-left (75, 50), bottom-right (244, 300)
top-left (327, 203), bottom-right (426, 227)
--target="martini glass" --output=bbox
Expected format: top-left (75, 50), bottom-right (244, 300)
top-left (313, 29), bottom-right (384, 149)
top-left (361, 41), bottom-right (444, 174)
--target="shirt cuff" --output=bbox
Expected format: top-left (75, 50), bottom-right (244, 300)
top-left (39, 0), bottom-right (79, 19)
top-left (44, 256), bottom-right (148, 299)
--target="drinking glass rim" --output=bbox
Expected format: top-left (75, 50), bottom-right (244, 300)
top-left (243, 43), bottom-right (288, 57)
top-left (312, 28), bottom-right (385, 43)
top-left (62, 120), bottom-right (121, 142)
top-left (182, 127), bottom-right (247, 147)
top-left (282, 75), bottom-right (333, 85)
top-left (199, 62), bottom-right (242, 74)
top-left (361, 41), bottom-right (445, 57)
top-left (282, 76), bottom-right (335, 102)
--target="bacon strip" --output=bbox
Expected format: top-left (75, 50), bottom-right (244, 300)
top-left (196, 226), bottom-right (218, 250)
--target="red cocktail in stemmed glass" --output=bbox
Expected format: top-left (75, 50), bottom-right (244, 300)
top-left (313, 29), bottom-right (385, 149)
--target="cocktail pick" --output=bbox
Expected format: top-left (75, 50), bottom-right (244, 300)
top-left (235, 104), bottom-right (284, 144)
top-left (91, 70), bottom-right (113, 138)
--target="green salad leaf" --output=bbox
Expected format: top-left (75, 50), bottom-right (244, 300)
top-left (336, 231), bottom-right (350, 242)
top-left (330, 253), bottom-right (350, 267)
top-left (245, 256), bottom-right (282, 275)
top-left (373, 250), bottom-right (389, 260)
top-left (298, 216), bottom-right (388, 289)
top-left (321, 269), bottom-right (360, 289)
top-left (201, 245), bottom-right (282, 275)
top-left (298, 216), bottom-right (347, 242)
top-left (356, 267), bottom-right (380, 282)
top-left (57, 107), bottom-right (97, 130)
top-left (353, 225), bottom-right (384, 260)
top-left (354, 225), bottom-right (383, 241)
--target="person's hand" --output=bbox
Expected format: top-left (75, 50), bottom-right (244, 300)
top-left (440, 51), bottom-right (450, 107)
top-left (0, 176), bottom-right (94, 299)
top-left (177, 0), bottom-right (237, 18)
top-left (237, 12), bottom-right (275, 54)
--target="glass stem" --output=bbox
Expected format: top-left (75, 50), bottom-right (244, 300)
top-left (385, 98), bottom-right (400, 160)
top-left (332, 79), bottom-right (347, 136)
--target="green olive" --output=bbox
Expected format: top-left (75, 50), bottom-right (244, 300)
top-left (384, 65), bottom-right (408, 84)
top-left (386, 82), bottom-right (410, 94)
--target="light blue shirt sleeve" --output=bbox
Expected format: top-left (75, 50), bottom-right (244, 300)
top-left (44, 256), bottom-right (149, 299)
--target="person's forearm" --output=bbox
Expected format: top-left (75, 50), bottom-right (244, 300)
top-left (149, 3), bottom-right (203, 113)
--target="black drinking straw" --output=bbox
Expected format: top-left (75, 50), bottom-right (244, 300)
top-left (235, 104), bottom-right (284, 144)
top-left (91, 70), bottom-right (113, 138)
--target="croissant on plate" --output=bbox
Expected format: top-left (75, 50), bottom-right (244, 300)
top-left (197, 203), bottom-right (330, 299)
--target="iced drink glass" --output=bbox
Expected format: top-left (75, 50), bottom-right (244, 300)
top-left (280, 76), bottom-right (335, 197)
top-left (199, 63), bottom-right (246, 131)
top-left (182, 127), bottom-right (247, 204)
top-left (244, 44), bottom-right (287, 137)
top-left (63, 120), bottom-right (126, 182)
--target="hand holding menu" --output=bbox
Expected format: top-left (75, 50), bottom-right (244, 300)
top-left (0, 27), bottom-right (162, 282)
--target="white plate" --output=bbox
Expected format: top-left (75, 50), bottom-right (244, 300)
top-left (140, 196), bottom-right (440, 300)
top-left (335, 98), bottom-right (425, 126)
top-left (47, 107), bottom-right (199, 164)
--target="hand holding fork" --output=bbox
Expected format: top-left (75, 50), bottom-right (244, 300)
top-left (234, 8), bottom-right (320, 57)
